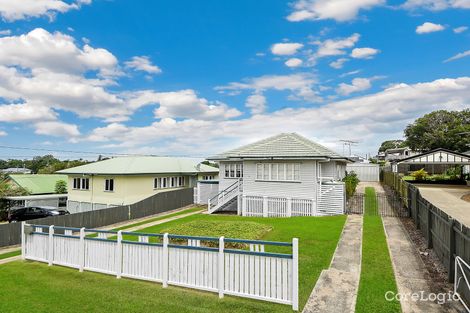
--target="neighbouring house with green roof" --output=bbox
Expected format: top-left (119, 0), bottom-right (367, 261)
top-left (5, 174), bottom-right (68, 195)
top-left (57, 156), bottom-right (218, 213)
top-left (206, 133), bottom-right (351, 216)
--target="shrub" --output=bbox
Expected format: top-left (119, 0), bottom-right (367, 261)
top-left (411, 168), bottom-right (428, 180)
top-left (54, 180), bottom-right (67, 194)
top-left (343, 171), bottom-right (360, 198)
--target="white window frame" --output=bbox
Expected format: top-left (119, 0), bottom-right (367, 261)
top-left (224, 163), bottom-right (243, 178)
top-left (155, 176), bottom-right (186, 189)
top-left (104, 178), bottom-right (114, 192)
top-left (73, 177), bottom-right (90, 190)
top-left (255, 163), bottom-right (301, 182)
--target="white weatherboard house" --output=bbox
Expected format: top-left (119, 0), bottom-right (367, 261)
top-left (207, 133), bottom-right (350, 217)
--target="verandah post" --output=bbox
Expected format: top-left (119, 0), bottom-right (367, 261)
top-left (242, 195), bottom-right (247, 216)
top-left (116, 230), bottom-right (123, 278)
top-left (292, 238), bottom-right (299, 311)
top-left (163, 233), bottom-right (169, 287)
top-left (79, 227), bottom-right (85, 272)
top-left (48, 225), bottom-right (54, 266)
top-left (218, 236), bottom-right (224, 298)
top-left (21, 221), bottom-right (25, 260)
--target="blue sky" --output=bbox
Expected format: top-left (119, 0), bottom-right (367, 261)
top-left (0, 0), bottom-right (469, 160)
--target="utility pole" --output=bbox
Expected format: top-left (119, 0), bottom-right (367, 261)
top-left (339, 140), bottom-right (359, 156)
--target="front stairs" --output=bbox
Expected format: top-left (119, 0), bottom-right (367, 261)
top-left (208, 179), bottom-right (242, 214)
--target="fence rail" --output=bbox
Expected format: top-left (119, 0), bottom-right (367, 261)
top-left (0, 188), bottom-right (194, 247)
top-left (22, 223), bottom-right (299, 310)
top-left (345, 192), bottom-right (409, 217)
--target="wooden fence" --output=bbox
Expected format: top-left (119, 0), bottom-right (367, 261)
top-left (22, 223), bottom-right (299, 310)
top-left (0, 188), bottom-right (193, 247)
top-left (383, 172), bottom-right (470, 286)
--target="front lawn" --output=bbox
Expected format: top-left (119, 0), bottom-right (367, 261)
top-left (0, 214), bottom-right (346, 313)
top-left (355, 187), bottom-right (401, 313)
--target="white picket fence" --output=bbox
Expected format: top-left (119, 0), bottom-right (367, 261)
top-left (21, 223), bottom-right (299, 310)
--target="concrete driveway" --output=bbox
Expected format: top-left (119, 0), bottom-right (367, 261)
top-left (415, 184), bottom-right (470, 227)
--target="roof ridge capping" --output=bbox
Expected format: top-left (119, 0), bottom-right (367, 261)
top-left (208, 132), bottom-right (347, 160)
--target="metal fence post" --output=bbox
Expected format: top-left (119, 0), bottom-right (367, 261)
top-left (48, 225), bottom-right (54, 266)
top-left (292, 238), bottom-right (299, 311)
top-left (448, 218), bottom-right (456, 283)
top-left (163, 233), bottom-right (169, 288)
top-left (79, 227), bottom-right (85, 272)
top-left (218, 236), bottom-right (225, 298)
top-left (21, 222), bottom-right (25, 260)
top-left (116, 230), bottom-right (123, 278)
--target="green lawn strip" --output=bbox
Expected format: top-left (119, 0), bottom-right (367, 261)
top-left (364, 187), bottom-right (379, 216)
top-left (356, 187), bottom-right (401, 313)
top-left (86, 206), bottom-right (203, 238)
top-left (0, 249), bottom-right (21, 260)
top-left (1, 214), bottom-right (346, 313)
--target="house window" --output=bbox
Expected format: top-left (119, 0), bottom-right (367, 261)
top-left (155, 176), bottom-right (186, 189)
top-left (224, 163), bottom-right (243, 178)
top-left (202, 175), bottom-right (214, 180)
top-left (256, 163), bottom-right (300, 182)
top-left (73, 177), bottom-right (89, 190)
top-left (104, 179), bottom-right (114, 192)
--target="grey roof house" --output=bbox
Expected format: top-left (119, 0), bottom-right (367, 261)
top-left (206, 133), bottom-right (350, 217)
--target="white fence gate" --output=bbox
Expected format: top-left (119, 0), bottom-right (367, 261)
top-left (194, 181), bottom-right (219, 205)
top-left (346, 163), bottom-right (380, 182)
top-left (21, 223), bottom-right (299, 310)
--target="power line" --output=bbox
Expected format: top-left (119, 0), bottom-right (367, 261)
top-left (0, 145), bottom-right (208, 159)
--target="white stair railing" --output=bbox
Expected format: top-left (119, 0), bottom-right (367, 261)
top-left (454, 256), bottom-right (470, 312)
top-left (208, 179), bottom-right (242, 214)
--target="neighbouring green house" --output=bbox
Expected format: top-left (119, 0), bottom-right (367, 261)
top-left (2, 174), bottom-right (69, 208)
top-left (4, 174), bottom-right (68, 195)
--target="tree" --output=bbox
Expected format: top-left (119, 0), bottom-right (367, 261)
top-left (404, 109), bottom-right (470, 152)
top-left (378, 140), bottom-right (407, 152)
top-left (54, 180), bottom-right (67, 194)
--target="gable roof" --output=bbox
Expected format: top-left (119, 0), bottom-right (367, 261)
top-left (394, 148), bottom-right (470, 164)
top-left (57, 156), bottom-right (218, 175)
top-left (7, 174), bottom-right (68, 195)
top-left (208, 133), bottom-right (348, 161)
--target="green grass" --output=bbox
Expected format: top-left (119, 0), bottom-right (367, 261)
top-left (0, 249), bottom-right (20, 260)
top-left (87, 206), bottom-right (203, 238)
top-left (0, 214), bottom-right (346, 313)
top-left (356, 187), bottom-right (401, 313)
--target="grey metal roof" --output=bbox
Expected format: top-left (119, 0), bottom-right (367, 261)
top-left (208, 133), bottom-right (347, 160)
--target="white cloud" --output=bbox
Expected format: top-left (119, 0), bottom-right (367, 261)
top-left (285, 58), bottom-right (303, 67)
top-left (271, 43), bottom-right (304, 55)
top-left (0, 130), bottom-right (7, 136)
top-left (0, 29), bottom-right (10, 35)
top-left (0, 0), bottom-right (91, 22)
top-left (34, 121), bottom-right (80, 137)
top-left (245, 93), bottom-right (267, 115)
top-left (215, 73), bottom-right (321, 102)
top-left (416, 22), bottom-right (445, 34)
top-left (329, 58), bottom-right (349, 69)
top-left (287, 0), bottom-right (384, 22)
top-left (125, 56), bottom-right (162, 74)
top-left (340, 70), bottom-right (362, 77)
top-left (314, 33), bottom-right (360, 57)
top-left (453, 26), bottom-right (468, 33)
top-left (127, 90), bottom-right (241, 121)
top-left (336, 77), bottom-right (374, 95)
top-left (402, 0), bottom-right (470, 10)
top-left (351, 47), bottom-right (380, 59)
top-left (444, 50), bottom-right (470, 62)
top-left (0, 28), bottom-right (118, 77)
top-left (85, 77), bottom-right (470, 156)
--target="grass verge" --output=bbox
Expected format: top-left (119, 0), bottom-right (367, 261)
top-left (0, 214), bottom-right (346, 313)
top-left (356, 187), bottom-right (401, 313)
top-left (0, 250), bottom-right (21, 260)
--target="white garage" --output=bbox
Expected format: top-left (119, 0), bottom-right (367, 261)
top-left (346, 163), bottom-right (380, 182)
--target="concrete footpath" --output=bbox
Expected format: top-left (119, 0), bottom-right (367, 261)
top-left (303, 215), bottom-right (363, 313)
top-left (383, 217), bottom-right (459, 313)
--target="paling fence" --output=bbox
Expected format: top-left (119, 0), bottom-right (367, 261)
top-left (0, 188), bottom-right (193, 248)
top-left (22, 223), bottom-right (299, 310)
top-left (383, 171), bottom-right (470, 307)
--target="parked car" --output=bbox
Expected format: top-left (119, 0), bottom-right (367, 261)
top-left (7, 206), bottom-right (70, 223)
